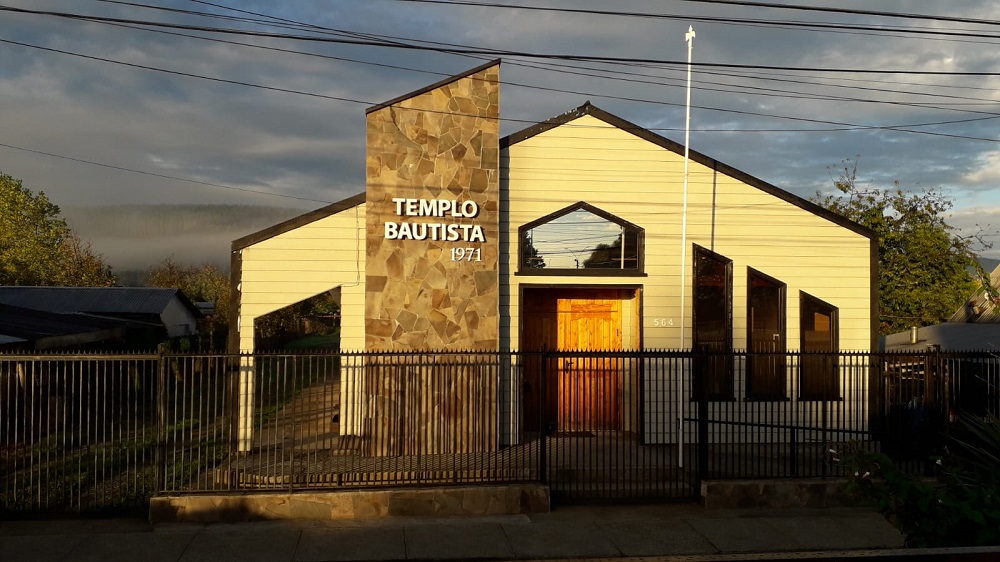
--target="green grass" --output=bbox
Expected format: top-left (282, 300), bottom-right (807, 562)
top-left (282, 332), bottom-right (340, 350)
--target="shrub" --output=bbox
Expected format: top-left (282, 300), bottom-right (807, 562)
top-left (837, 414), bottom-right (1000, 547)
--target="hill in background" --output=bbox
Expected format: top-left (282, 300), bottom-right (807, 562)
top-left (63, 204), bottom-right (309, 276)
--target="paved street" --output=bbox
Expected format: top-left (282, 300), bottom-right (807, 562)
top-left (0, 503), bottom-right (942, 561)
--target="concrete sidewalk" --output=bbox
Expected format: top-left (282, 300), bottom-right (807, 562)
top-left (0, 503), bottom-right (984, 562)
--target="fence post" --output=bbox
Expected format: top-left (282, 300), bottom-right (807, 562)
top-left (820, 397), bottom-right (828, 479)
top-left (155, 348), bottom-right (167, 493)
top-left (696, 350), bottom-right (709, 491)
top-left (538, 350), bottom-right (548, 485)
top-left (790, 427), bottom-right (798, 477)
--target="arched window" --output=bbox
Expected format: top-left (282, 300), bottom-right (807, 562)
top-left (517, 202), bottom-right (644, 275)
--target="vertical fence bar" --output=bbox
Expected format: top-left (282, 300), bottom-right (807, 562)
top-left (539, 350), bottom-right (548, 486)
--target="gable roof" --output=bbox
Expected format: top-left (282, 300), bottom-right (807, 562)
top-left (501, 102), bottom-right (874, 240)
top-left (232, 192), bottom-right (365, 251)
top-left (0, 286), bottom-right (201, 317)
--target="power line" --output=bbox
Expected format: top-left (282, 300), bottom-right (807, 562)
top-left (0, 142), bottom-right (333, 204)
top-left (392, 0), bottom-right (1000, 28)
top-left (6, 36), bottom-right (997, 143)
top-left (20, 3), bottom-right (1000, 118)
top-left (5, 5), bottom-right (1000, 74)
top-left (2, 1), bottom-right (996, 201)
top-left (90, 5), bottom-right (1000, 113)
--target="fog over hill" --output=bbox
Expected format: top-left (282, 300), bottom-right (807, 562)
top-left (63, 204), bottom-right (310, 273)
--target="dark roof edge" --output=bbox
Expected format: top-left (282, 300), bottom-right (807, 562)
top-left (501, 102), bottom-right (875, 240)
top-left (232, 192), bottom-right (366, 250)
top-left (365, 59), bottom-right (501, 115)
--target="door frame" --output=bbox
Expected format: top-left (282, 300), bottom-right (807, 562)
top-left (518, 283), bottom-right (644, 350)
top-left (519, 284), bottom-right (643, 433)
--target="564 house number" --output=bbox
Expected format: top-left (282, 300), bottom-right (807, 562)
top-left (450, 247), bottom-right (482, 262)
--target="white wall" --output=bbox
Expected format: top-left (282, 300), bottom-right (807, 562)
top-left (501, 113), bottom-right (873, 444)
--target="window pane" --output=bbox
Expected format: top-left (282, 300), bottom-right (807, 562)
top-left (520, 208), bottom-right (641, 270)
top-left (694, 247), bottom-right (732, 400)
top-left (748, 271), bottom-right (785, 400)
top-left (800, 294), bottom-right (839, 400)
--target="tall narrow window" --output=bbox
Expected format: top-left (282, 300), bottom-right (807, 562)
top-left (694, 246), bottom-right (732, 400)
top-left (747, 269), bottom-right (786, 400)
top-left (800, 293), bottom-right (839, 400)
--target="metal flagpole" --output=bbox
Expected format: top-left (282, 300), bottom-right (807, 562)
top-left (678, 25), bottom-right (695, 468)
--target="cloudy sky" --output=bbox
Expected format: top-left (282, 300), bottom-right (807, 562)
top-left (2, 0), bottom-right (1000, 258)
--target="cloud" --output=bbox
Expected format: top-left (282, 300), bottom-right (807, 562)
top-left (962, 151), bottom-right (1000, 185)
top-left (1, 0), bottom-right (998, 253)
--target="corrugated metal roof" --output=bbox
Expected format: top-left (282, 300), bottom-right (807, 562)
top-left (0, 286), bottom-right (196, 316)
top-left (0, 303), bottom-right (126, 340)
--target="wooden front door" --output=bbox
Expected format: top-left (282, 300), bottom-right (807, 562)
top-left (556, 296), bottom-right (623, 430)
top-left (522, 288), bottom-right (628, 432)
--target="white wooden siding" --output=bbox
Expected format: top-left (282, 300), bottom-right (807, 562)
top-left (236, 204), bottom-right (366, 352)
top-left (502, 114), bottom-right (871, 353)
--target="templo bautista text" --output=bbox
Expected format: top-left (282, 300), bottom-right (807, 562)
top-left (384, 197), bottom-right (486, 242)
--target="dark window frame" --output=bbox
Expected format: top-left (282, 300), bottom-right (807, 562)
top-left (799, 292), bottom-right (840, 401)
top-left (516, 201), bottom-right (645, 276)
top-left (692, 245), bottom-right (734, 401)
top-left (746, 268), bottom-right (787, 401)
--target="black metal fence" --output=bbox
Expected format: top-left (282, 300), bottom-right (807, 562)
top-left (2, 349), bottom-right (998, 514)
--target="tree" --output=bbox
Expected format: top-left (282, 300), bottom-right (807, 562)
top-left (814, 159), bottom-right (990, 335)
top-left (0, 172), bottom-right (116, 286)
top-left (55, 232), bottom-right (117, 287)
top-left (522, 232), bottom-right (546, 268)
top-left (582, 232), bottom-right (638, 269)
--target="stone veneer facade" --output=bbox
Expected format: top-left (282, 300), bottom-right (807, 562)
top-left (361, 62), bottom-right (500, 456)
top-left (364, 61), bottom-right (500, 351)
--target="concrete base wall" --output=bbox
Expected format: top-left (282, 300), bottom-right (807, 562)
top-left (701, 479), bottom-right (863, 509)
top-left (150, 484), bottom-right (549, 523)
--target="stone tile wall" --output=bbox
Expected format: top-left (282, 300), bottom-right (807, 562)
top-left (149, 484), bottom-right (550, 522)
top-left (365, 64), bottom-right (500, 351)
top-left (361, 64), bottom-right (501, 455)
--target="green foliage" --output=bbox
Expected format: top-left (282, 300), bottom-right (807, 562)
top-left (0, 172), bottom-right (115, 286)
top-left (582, 232), bottom-right (637, 269)
top-left (837, 415), bottom-right (1000, 547)
top-left (255, 291), bottom-right (341, 349)
top-left (814, 159), bottom-right (987, 334)
top-left (522, 232), bottom-right (546, 268)
top-left (148, 257), bottom-right (230, 327)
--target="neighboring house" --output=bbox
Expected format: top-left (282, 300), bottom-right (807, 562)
top-left (230, 60), bottom-right (875, 451)
top-left (0, 286), bottom-right (202, 339)
top-left (883, 263), bottom-right (1000, 351)
top-left (881, 264), bottom-right (1000, 421)
top-left (0, 303), bottom-right (128, 351)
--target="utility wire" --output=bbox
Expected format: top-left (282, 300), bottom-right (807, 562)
top-left (5, 36), bottom-right (998, 142)
top-left (156, 1), bottom-right (1000, 106)
top-left (392, 0), bottom-right (1000, 28)
top-left (28, 3), bottom-right (1000, 114)
top-left (5, 5), bottom-right (1000, 74)
top-left (34, 2), bottom-right (1000, 113)
top-left (0, 142), bottom-right (333, 204)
